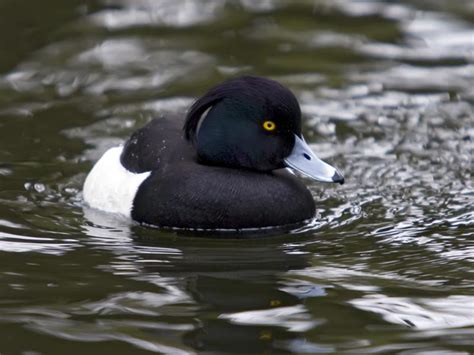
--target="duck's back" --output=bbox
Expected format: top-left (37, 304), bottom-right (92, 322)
top-left (120, 115), bottom-right (194, 173)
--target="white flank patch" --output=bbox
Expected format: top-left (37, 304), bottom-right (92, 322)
top-left (83, 146), bottom-right (151, 217)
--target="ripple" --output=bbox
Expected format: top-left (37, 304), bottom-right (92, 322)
top-left (360, 11), bottom-right (474, 62)
top-left (352, 64), bottom-right (474, 92)
top-left (0, 0), bottom-right (473, 353)
top-left (0, 230), bottom-right (78, 255)
top-left (76, 290), bottom-right (194, 316)
top-left (220, 305), bottom-right (321, 332)
top-left (1, 37), bottom-right (215, 101)
top-left (90, 0), bottom-right (223, 29)
top-left (350, 295), bottom-right (474, 330)
top-left (10, 315), bottom-right (195, 354)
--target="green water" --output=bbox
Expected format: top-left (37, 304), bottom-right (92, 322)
top-left (0, 0), bottom-right (473, 353)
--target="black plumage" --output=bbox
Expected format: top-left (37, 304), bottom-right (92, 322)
top-left (120, 76), bottom-right (319, 230)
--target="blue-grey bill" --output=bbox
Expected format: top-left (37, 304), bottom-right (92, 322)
top-left (284, 135), bottom-right (344, 184)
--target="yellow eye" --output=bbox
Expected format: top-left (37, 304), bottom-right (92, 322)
top-left (262, 120), bottom-right (276, 131)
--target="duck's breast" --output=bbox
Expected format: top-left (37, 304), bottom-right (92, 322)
top-left (131, 162), bottom-right (316, 229)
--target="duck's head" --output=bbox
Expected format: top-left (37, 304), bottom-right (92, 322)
top-left (184, 76), bottom-right (344, 184)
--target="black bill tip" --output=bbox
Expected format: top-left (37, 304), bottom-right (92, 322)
top-left (332, 171), bottom-right (345, 185)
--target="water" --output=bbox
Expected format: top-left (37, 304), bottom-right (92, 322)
top-left (0, 0), bottom-right (473, 353)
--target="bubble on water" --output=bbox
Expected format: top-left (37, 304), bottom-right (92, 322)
top-left (33, 183), bottom-right (46, 193)
top-left (64, 187), bottom-right (78, 195)
top-left (350, 204), bottom-right (362, 215)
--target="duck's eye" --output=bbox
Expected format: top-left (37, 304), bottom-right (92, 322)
top-left (262, 120), bottom-right (276, 132)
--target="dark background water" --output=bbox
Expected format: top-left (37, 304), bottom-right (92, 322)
top-left (0, 0), bottom-right (473, 354)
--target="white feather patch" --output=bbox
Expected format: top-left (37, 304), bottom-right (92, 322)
top-left (83, 146), bottom-right (151, 217)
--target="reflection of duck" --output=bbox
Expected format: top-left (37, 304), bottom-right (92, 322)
top-left (136, 241), bottom-right (313, 353)
top-left (81, 196), bottom-right (319, 352)
top-left (83, 76), bottom-right (344, 230)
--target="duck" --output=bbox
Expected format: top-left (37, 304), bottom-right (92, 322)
top-left (83, 76), bottom-right (344, 231)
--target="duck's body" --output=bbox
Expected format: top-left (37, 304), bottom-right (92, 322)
top-left (83, 76), bottom-right (343, 231)
top-left (84, 116), bottom-right (315, 229)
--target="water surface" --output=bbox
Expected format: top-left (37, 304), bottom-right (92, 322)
top-left (0, 0), bottom-right (473, 353)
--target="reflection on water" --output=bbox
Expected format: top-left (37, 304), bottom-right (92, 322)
top-left (0, 0), bottom-right (473, 353)
top-left (350, 294), bottom-right (474, 330)
top-left (91, 0), bottom-right (224, 29)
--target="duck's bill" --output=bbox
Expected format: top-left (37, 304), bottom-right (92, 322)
top-left (284, 134), bottom-right (344, 184)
